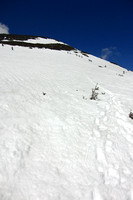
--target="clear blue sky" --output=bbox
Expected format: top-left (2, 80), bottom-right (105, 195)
top-left (1, 0), bottom-right (133, 70)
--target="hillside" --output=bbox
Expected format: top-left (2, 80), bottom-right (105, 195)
top-left (0, 34), bottom-right (133, 200)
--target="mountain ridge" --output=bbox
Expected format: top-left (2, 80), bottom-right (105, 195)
top-left (0, 34), bottom-right (121, 67)
top-left (0, 34), bottom-right (76, 51)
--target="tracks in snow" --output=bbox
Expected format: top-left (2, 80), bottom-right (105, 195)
top-left (91, 89), bottom-right (133, 199)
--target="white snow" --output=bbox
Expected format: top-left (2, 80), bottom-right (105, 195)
top-left (0, 41), bottom-right (133, 200)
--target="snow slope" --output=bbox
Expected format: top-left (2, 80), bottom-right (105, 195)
top-left (0, 36), bottom-right (133, 200)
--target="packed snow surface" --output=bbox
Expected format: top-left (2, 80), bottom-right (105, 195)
top-left (0, 42), bottom-right (133, 200)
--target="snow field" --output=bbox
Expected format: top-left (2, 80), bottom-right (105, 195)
top-left (0, 44), bottom-right (133, 200)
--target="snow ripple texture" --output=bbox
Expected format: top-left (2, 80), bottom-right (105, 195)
top-left (0, 43), bottom-right (133, 200)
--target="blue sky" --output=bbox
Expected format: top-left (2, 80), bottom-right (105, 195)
top-left (0, 0), bottom-right (133, 70)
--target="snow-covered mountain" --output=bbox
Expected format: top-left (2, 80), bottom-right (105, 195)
top-left (0, 34), bottom-right (133, 200)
